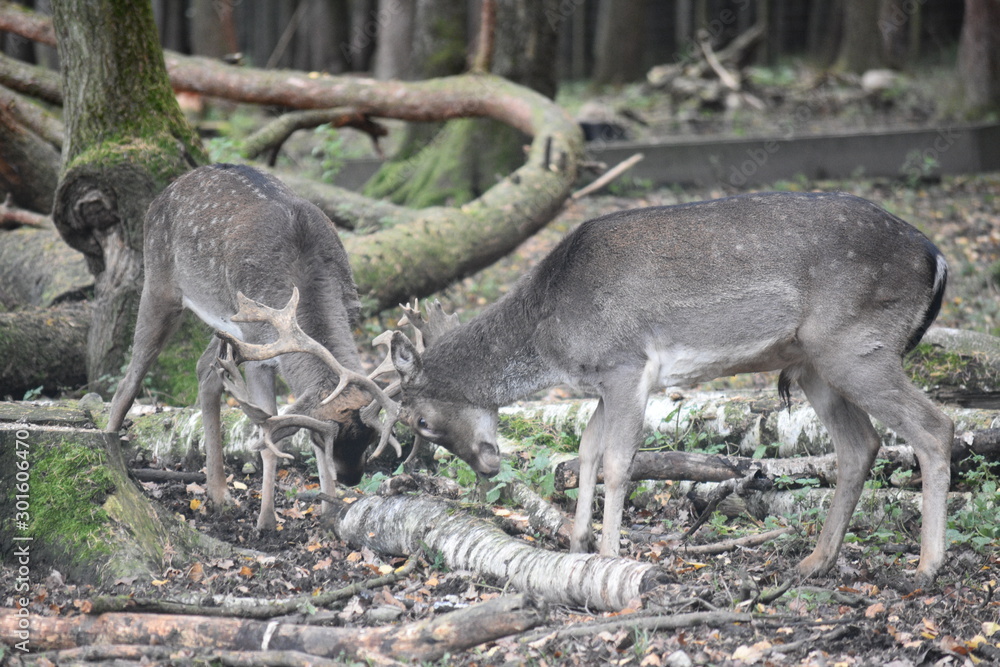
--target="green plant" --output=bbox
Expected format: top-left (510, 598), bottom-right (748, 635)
top-left (499, 414), bottom-right (579, 453)
top-left (420, 541), bottom-right (449, 573)
top-left (312, 123), bottom-right (346, 183)
top-left (900, 149), bottom-right (940, 189)
top-left (357, 471), bottom-right (391, 494)
top-left (22, 385), bottom-right (44, 401)
top-left (949, 454), bottom-right (1000, 552)
top-left (205, 135), bottom-right (244, 164)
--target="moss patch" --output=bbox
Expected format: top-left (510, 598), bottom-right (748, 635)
top-left (498, 413), bottom-right (580, 453)
top-left (1, 426), bottom-right (233, 584)
top-left (904, 342), bottom-right (1000, 391)
top-left (15, 432), bottom-right (116, 576)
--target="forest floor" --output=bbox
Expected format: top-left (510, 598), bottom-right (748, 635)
top-left (7, 173), bottom-right (1000, 667)
top-left (6, 66), bottom-right (1000, 666)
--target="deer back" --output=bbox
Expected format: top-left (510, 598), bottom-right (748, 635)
top-left (408, 191), bottom-right (944, 404)
top-left (143, 163), bottom-right (365, 395)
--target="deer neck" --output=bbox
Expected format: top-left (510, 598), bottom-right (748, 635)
top-left (423, 289), bottom-right (557, 408)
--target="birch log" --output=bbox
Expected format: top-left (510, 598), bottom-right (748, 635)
top-left (328, 494), bottom-right (666, 611)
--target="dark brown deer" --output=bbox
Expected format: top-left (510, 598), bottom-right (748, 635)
top-left (107, 164), bottom-right (397, 530)
top-left (390, 191), bottom-right (953, 583)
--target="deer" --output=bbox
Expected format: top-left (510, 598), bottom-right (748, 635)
top-left (389, 191), bottom-right (954, 584)
top-left (107, 163), bottom-right (399, 531)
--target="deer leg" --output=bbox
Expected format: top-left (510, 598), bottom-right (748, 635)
top-left (107, 289), bottom-right (183, 431)
top-left (794, 366), bottom-right (883, 578)
top-left (244, 361), bottom-right (279, 531)
top-left (570, 398), bottom-right (606, 553)
top-left (596, 385), bottom-right (648, 558)
top-left (315, 434), bottom-right (339, 516)
top-left (196, 339), bottom-right (229, 509)
top-left (819, 361), bottom-right (953, 584)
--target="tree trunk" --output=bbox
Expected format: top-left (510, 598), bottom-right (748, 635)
top-left (593, 0), bottom-right (648, 85)
top-left (807, 0), bottom-right (843, 68)
top-left (835, 0), bottom-right (885, 73)
top-left (958, 0), bottom-right (1000, 114)
top-left (0, 412), bottom-right (234, 585)
top-left (372, 0), bottom-right (415, 80)
top-left (365, 0), bottom-right (468, 203)
top-left (364, 0), bottom-right (558, 208)
top-left (50, 0), bottom-right (206, 391)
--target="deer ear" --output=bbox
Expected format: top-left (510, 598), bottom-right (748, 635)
top-left (391, 331), bottom-right (422, 384)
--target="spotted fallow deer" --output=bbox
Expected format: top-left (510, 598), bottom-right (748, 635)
top-left (107, 163), bottom-right (398, 530)
top-left (389, 191), bottom-right (954, 583)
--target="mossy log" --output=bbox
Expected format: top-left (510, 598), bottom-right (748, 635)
top-left (0, 403), bottom-right (233, 585)
top-left (0, 303), bottom-right (89, 397)
top-left (501, 388), bottom-right (1000, 461)
top-left (0, 50), bottom-right (62, 105)
top-left (0, 95), bottom-right (60, 214)
top-left (0, 227), bottom-right (90, 308)
top-left (159, 55), bottom-right (584, 313)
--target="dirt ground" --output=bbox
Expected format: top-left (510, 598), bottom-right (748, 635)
top-left (5, 67), bottom-right (1000, 665)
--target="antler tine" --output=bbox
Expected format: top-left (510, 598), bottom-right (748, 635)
top-left (399, 298), bottom-right (460, 350)
top-left (217, 289), bottom-right (401, 442)
top-left (256, 432), bottom-right (296, 461)
top-left (368, 330), bottom-right (397, 381)
top-left (360, 397), bottom-right (402, 458)
top-left (369, 432), bottom-right (403, 461)
top-left (398, 300), bottom-right (425, 350)
top-left (213, 350), bottom-right (273, 425)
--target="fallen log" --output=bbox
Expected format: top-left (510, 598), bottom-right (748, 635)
top-left (327, 493), bottom-right (666, 611)
top-left (554, 429), bottom-right (999, 492)
top-left (0, 303), bottom-right (90, 397)
top-left (0, 226), bottom-right (90, 308)
top-left (0, 594), bottom-right (544, 663)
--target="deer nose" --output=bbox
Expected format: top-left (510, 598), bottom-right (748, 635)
top-left (475, 442), bottom-right (502, 476)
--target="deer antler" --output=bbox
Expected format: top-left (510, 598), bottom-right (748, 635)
top-left (392, 300), bottom-right (462, 465)
top-left (213, 353), bottom-right (295, 461)
top-left (215, 287), bottom-right (402, 458)
top-left (399, 299), bottom-right (460, 351)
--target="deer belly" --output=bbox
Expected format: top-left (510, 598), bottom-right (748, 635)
top-left (643, 341), bottom-right (783, 390)
top-left (183, 295), bottom-right (244, 338)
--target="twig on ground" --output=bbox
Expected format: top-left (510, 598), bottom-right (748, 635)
top-left (571, 153), bottom-right (644, 200)
top-left (681, 526), bottom-right (794, 556)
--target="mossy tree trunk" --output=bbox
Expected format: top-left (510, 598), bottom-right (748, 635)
top-left (364, 0), bottom-right (560, 208)
top-left (0, 1), bottom-right (583, 346)
top-left (50, 0), bottom-right (205, 392)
